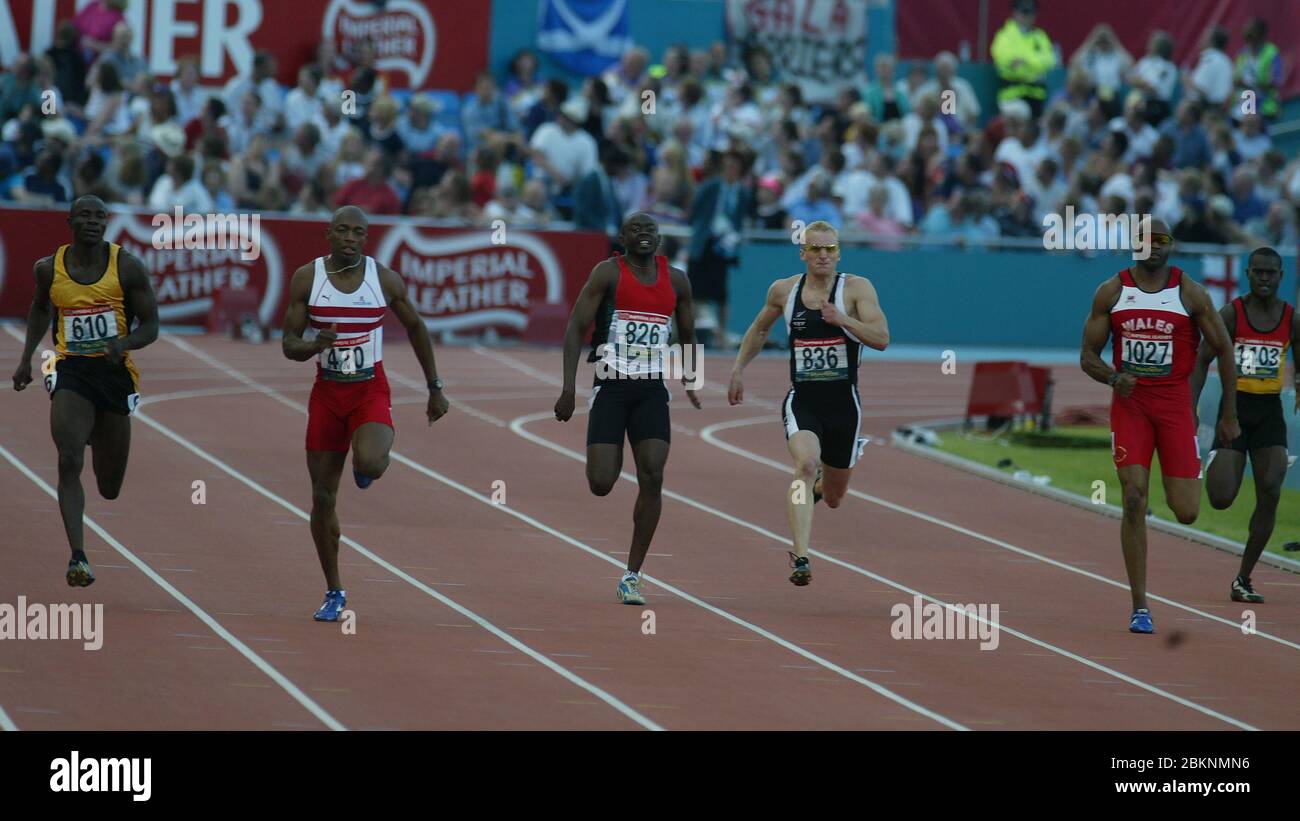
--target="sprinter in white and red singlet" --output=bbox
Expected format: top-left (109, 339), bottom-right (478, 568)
top-left (1081, 219), bottom-right (1239, 635)
top-left (554, 213), bottom-right (701, 606)
top-left (281, 206), bottom-right (450, 622)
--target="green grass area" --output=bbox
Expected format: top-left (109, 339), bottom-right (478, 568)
top-left (933, 426), bottom-right (1300, 557)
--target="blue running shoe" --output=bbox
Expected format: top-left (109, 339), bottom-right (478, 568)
top-left (313, 589), bottom-right (347, 622)
top-left (616, 573), bottom-right (645, 605)
top-left (1129, 608), bottom-right (1154, 634)
top-left (354, 470), bottom-right (373, 489)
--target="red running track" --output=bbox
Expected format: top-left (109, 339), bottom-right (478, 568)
top-left (0, 330), bottom-right (1296, 730)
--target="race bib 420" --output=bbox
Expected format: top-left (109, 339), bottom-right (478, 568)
top-left (1120, 337), bottom-right (1172, 377)
top-left (794, 337), bottom-right (849, 382)
top-left (320, 333), bottom-right (377, 382)
top-left (61, 305), bottom-right (116, 354)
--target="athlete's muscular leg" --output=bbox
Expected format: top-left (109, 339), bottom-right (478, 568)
top-left (586, 444), bottom-right (623, 496)
top-left (820, 465), bottom-right (852, 508)
top-left (1117, 464), bottom-right (1152, 612)
top-left (51, 390), bottom-right (98, 559)
top-left (1241, 446), bottom-right (1288, 579)
top-left (627, 438), bottom-right (668, 574)
top-left (1161, 476), bottom-right (1201, 525)
top-left (1205, 448), bottom-right (1246, 510)
top-left (787, 431), bottom-right (821, 559)
top-left (89, 407), bottom-right (131, 500)
top-left (307, 450), bottom-right (348, 590)
top-left (351, 422), bottom-right (394, 480)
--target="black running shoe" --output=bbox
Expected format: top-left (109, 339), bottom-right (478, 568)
top-left (788, 551), bottom-right (811, 586)
top-left (1230, 576), bottom-right (1264, 603)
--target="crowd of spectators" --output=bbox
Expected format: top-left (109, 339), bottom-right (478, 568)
top-left (0, 0), bottom-right (1294, 342)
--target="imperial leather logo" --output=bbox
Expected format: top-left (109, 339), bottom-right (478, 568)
top-left (374, 226), bottom-right (564, 332)
top-left (105, 215), bottom-right (283, 324)
top-left (324, 0), bottom-right (435, 87)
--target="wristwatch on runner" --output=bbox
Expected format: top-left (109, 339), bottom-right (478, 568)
top-left (428, 377), bottom-right (444, 391)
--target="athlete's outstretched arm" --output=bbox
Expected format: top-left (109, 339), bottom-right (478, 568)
top-left (669, 266), bottom-right (701, 408)
top-left (1190, 303), bottom-right (1234, 414)
top-left (11, 258), bottom-right (55, 391)
top-left (728, 279), bottom-right (789, 405)
top-left (555, 260), bottom-right (615, 421)
top-left (1080, 277), bottom-right (1134, 395)
top-left (824, 276), bottom-right (889, 350)
top-left (281, 264), bottom-right (333, 361)
top-left (106, 251), bottom-right (159, 365)
top-left (1185, 279), bottom-right (1239, 445)
top-left (379, 264), bottom-right (448, 424)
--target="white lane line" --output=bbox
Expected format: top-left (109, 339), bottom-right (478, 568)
top-left (701, 415), bottom-right (1300, 654)
top-left (508, 411), bottom-right (1259, 731)
top-left (171, 338), bottom-right (965, 731)
top-left (151, 335), bottom-right (663, 732)
top-left (385, 368), bottom-right (508, 427)
top-left (0, 705), bottom-right (17, 731)
top-left (0, 442), bottom-right (346, 732)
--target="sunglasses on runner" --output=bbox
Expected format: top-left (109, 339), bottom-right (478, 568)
top-left (804, 244), bottom-right (839, 254)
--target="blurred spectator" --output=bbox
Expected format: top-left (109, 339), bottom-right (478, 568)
top-left (1234, 114), bottom-right (1271, 163)
top-left (223, 51), bottom-right (283, 130)
top-left (1235, 18), bottom-right (1282, 121)
top-left (1025, 157), bottom-right (1067, 221)
top-left (285, 66), bottom-right (325, 133)
top-left (224, 91), bottom-right (270, 155)
top-left (462, 71), bottom-right (518, 152)
top-left (1185, 27), bottom-right (1233, 108)
top-left (706, 82), bottom-right (763, 151)
top-left (347, 42), bottom-right (390, 115)
top-left (520, 178), bottom-right (556, 225)
top-left (1229, 167), bottom-right (1267, 224)
top-left (1160, 100), bottom-right (1211, 169)
top-left (148, 154), bottom-right (212, 212)
top-left (1129, 31), bottom-right (1177, 125)
top-left (282, 123), bottom-right (329, 190)
top-left (1070, 24), bottom-right (1132, 100)
top-left (901, 91), bottom-right (948, 156)
top-left (574, 146), bottom-right (630, 240)
top-left (580, 78), bottom-right (615, 141)
top-left (229, 133), bottom-right (282, 209)
top-left (312, 100), bottom-right (353, 160)
top-left (312, 41), bottom-right (348, 106)
top-left (855, 184), bottom-right (906, 249)
top-left (82, 62), bottom-right (132, 142)
top-left (1259, 200), bottom-right (1297, 247)
top-left (399, 94), bottom-right (449, 155)
top-left (105, 140), bottom-right (148, 205)
top-left (991, 0), bottom-right (1056, 118)
top-left (752, 175), bottom-right (787, 230)
top-left (46, 21), bottom-right (89, 113)
top-left (428, 170), bottom-right (479, 222)
top-left (1109, 95), bottom-right (1159, 163)
top-left (365, 95), bottom-right (404, 158)
top-left (742, 44), bottom-right (780, 107)
top-left (687, 148), bottom-right (753, 342)
top-left (184, 97), bottom-right (229, 156)
top-left (201, 163), bottom-right (236, 211)
top-left (863, 54), bottom-right (909, 123)
top-left (470, 145), bottom-right (499, 208)
top-left (1208, 124), bottom-right (1241, 176)
top-left (922, 189), bottom-right (1000, 244)
top-left (333, 130), bottom-right (368, 186)
top-left (72, 151), bottom-right (114, 201)
top-left (334, 148), bottom-right (402, 215)
top-left (171, 56), bottom-right (207, 126)
top-left (0, 56), bottom-right (42, 125)
top-left (92, 22), bottom-right (147, 88)
top-left (74, 0), bottom-right (128, 63)
top-left (483, 181), bottom-right (540, 225)
top-left (918, 52), bottom-right (980, 128)
top-left (523, 79), bottom-right (567, 141)
top-left (11, 148), bottom-right (68, 204)
top-left (504, 49), bottom-right (543, 118)
top-left (601, 47), bottom-right (650, 109)
top-left (529, 97), bottom-right (598, 192)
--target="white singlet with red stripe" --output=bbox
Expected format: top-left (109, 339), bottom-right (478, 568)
top-left (308, 255), bottom-right (387, 382)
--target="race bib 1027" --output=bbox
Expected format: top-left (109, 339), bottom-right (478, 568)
top-left (1120, 337), bottom-right (1172, 377)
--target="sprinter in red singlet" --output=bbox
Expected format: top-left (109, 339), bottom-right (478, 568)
top-left (1081, 219), bottom-right (1239, 634)
top-left (281, 206), bottom-right (450, 622)
top-left (554, 213), bottom-right (701, 605)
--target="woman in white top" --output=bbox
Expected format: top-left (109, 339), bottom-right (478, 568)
top-left (82, 61), bottom-right (132, 142)
top-left (1070, 24), bottom-right (1133, 98)
top-left (1128, 31), bottom-right (1178, 124)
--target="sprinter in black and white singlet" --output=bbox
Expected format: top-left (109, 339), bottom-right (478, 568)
top-left (281, 206), bottom-right (450, 622)
top-left (729, 221), bottom-right (890, 585)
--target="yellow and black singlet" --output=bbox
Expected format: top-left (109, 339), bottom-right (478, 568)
top-left (49, 242), bottom-right (140, 390)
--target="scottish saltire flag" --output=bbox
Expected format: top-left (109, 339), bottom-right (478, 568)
top-left (537, 0), bottom-right (631, 76)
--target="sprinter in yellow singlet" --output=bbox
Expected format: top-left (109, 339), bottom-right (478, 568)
top-left (10, 196), bottom-right (159, 587)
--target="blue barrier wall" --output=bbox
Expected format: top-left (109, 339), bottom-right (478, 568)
top-left (728, 244), bottom-right (1299, 348)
